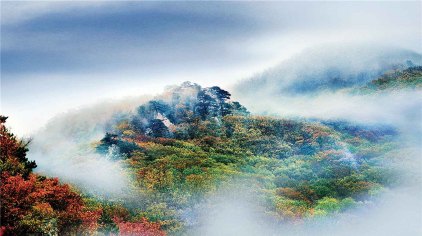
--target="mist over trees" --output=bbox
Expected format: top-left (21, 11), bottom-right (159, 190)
top-left (1, 67), bottom-right (420, 234)
top-left (0, 116), bottom-right (166, 235)
top-left (87, 81), bottom-right (403, 234)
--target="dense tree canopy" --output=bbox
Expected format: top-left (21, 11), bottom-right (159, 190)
top-left (91, 82), bottom-right (399, 234)
top-left (0, 116), bottom-right (166, 236)
top-left (2, 73), bottom-right (413, 234)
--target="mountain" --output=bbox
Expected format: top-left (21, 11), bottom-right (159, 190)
top-left (234, 45), bottom-right (422, 97)
top-left (1, 82), bottom-right (405, 235)
top-left (93, 82), bottom-right (399, 234)
top-left (356, 66), bottom-right (422, 93)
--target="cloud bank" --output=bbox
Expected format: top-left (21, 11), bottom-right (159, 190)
top-left (28, 96), bottom-right (150, 197)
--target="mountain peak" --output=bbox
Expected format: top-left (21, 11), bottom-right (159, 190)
top-left (109, 82), bottom-right (249, 139)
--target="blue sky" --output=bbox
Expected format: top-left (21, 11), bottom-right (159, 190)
top-left (1, 1), bottom-right (421, 135)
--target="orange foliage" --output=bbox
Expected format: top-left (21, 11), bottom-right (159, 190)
top-left (276, 187), bottom-right (303, 200)
top-left (0, 172), bottom-right (87, 234)
top-left (113, 217), bottom-right (166, 236)
top-left (79, 208), bottom-right (103, 233)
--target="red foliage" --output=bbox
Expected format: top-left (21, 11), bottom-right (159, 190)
top-left (79, 208), bottom-right (103, 233)
top-left (0, 172), bottom-right (87, 234)
top-left (0, 116), bottom-right (99, 234)
top-left (113, 217), bottom-right (166, 236)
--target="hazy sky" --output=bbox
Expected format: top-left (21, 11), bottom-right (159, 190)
top-left (1, 1), bottom-right (421, 135)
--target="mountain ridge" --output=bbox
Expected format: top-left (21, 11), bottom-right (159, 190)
top-left (234, 45), bottom-right (422, 96)
top-left (90, 82), bottom-right (400, 234)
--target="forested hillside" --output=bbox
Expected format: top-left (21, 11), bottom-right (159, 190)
top-left (92, 82), bottom-right (399, 234)
top-left (357, 66), bottom-right (422, 93)
top-left (234, 47), bottom-right (422, 96)
top-left (1, 77), bottom-right (408, 235)
top-left (0, 116), bottom-right (166, 236)
top-left (0, 82), bottom-right (405, 235)
top-left (2, 1), bottom-right (421, 235)
top-left (1, 77), bottom-right (410, 235)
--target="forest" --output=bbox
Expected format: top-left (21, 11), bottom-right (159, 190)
top-left (3, 65), bottom-right (418, 235)
top-left (2, 1), bottom-right (422, 235)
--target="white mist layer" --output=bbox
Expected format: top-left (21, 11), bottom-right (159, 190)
top-left (28, 96), bottom-right (150, 197)
top-left (235, 90), bottom-right (422, 128)
top-left (194, 191), bottom-right (274, 236)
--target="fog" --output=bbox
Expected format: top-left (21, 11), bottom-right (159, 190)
top-left (198, 193), bottom-right (421, 236)
top-left (233, 44), bottom-right (422, 128)
top-left (236, 90), bottom-right (422, 129)
top-left (21, 43), bottom-right (422, 234)
top-left (28, 96), bottom-right (150, 197)
top-left (193, 148), bottom-right (421, 236)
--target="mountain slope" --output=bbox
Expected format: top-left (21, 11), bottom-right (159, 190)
top-left (94, 82), bottom-right (399, 234)
top-left (357, 66), bottom-right (422, 93)
top-left (0, 116), bottom-right (166, 235)
top-left (234, 45), bottom-right (422, 97)
top-left (1, 80), bottom-right (404, 235)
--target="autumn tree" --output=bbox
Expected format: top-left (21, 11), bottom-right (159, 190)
top-left (0, 115), bottom-right (36, 178)
top-left (0, 115), bottom-right (99, 235)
